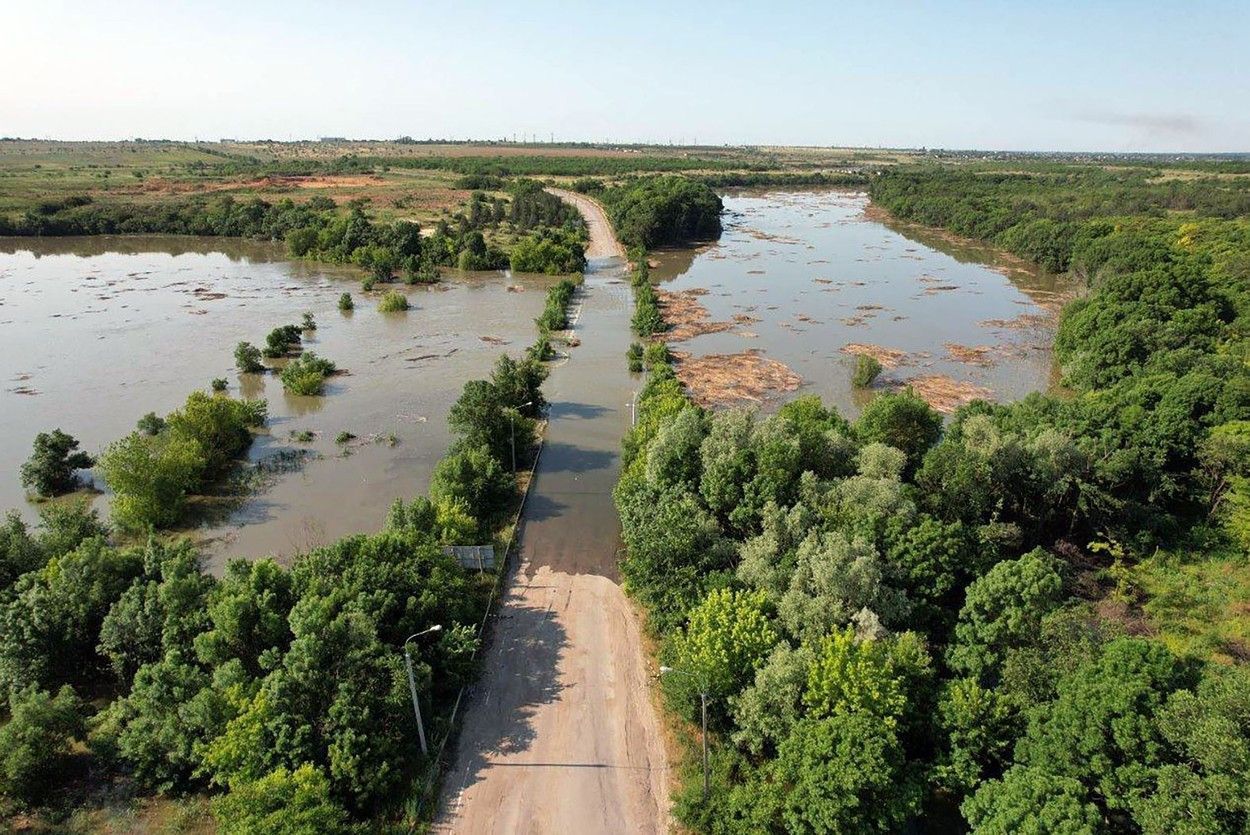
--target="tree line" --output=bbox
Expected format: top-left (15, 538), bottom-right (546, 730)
top-left (613, 166), bottom-right (1250, 832)
top-left (0, 286), bottom-right (582, 828)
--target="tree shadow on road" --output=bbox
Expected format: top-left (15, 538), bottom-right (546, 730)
top-left (436, 596), bottom-right (569, 809)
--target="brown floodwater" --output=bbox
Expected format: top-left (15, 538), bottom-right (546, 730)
top-left (652, 190), bottom-right (1074, 415)
top-left (0, 236), bottom-right (554, 569)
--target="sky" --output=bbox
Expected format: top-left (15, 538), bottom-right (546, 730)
top-left (2, 0), bottom-right (1247, 152)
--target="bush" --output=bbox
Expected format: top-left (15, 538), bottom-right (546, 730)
top-left (0, 686), bottom-right (85, 804)
top-left (337, 292), bottom-right (354, 312)
top-left (212, 764), bottom-right (352, 835)
top-left (852, 354), bottom-right (883, 388)
top-left (262, 325), bottom-right (303, 359)
top-left (429, 443), bottom-right (515, 533)
top-left (234, 341), bottom-right (264, 373)
top-left (280, 352), bottom-right (337, 396)
top-left (376, 290), bottom-right (410, 313)
top-left (535, 277), bottom-right (580, 332)
top-left (20, 429), bottom-right (94, 498)
top-left (136, 411), bottom-right (166, 435)
top-left (627, 342), bottom-right (645, 372)
top-left (301, 312), bottom-right (316, 331)
top-left (211, 378), bottom-right (228, 393)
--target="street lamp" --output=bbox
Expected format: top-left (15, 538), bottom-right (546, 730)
top-left (509, 400), bottom-right (534, 473)
top-left (660, 665), bottom-right (709, 801)
top-left (403, 625), bottom-right (443, 756)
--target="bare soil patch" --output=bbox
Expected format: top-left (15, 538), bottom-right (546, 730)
top-left (671, 349), bottom-right (802, 407)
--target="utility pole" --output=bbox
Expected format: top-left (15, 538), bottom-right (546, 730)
top-left (402, 625), bottom-right (443, 755)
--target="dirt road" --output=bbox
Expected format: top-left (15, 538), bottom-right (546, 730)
top-left (433, 198), bottom-right (668, 833)
top-left (546, 188), bottom-right (626, 259)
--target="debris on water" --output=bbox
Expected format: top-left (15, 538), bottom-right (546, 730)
top-left (944, 343), bottom-right (997, 367)
top-left (671, 348), bottom-right (802, 407)
top-left (895, 375), bottom-right (992, 413)
top-left (842, 343), bottom-right (909, 368)
top-left (657, 288), bottom-right (735, 342)
top-left (479, 335), bottom-right (509, 345)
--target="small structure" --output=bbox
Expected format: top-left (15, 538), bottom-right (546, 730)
top-left (443, 544), bottom-right (495, 572)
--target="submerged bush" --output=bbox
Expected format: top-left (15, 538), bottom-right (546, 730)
top-left (377, 290), bottom-right (410, 313)
top-left (337, 292), bottom-right (354, 312)
top-left (627, 342), bottom-right (645, 372)
top-left (20, 430), bottom-right (95, 498)
top-left (852, 354), bottom-right (883, 388)
top-left (234, 341), bottom-right (264, 373)
top-left (280, 352), bottom-right (337, 396)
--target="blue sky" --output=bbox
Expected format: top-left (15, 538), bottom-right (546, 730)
top-left (3, 0), bottom-right (1246, 151)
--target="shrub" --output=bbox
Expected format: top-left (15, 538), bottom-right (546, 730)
top-left (211, 378), bottom-right (228, 393)
top-left (136, 411), bottom-right (166, 435)
top-left (234, 341), bottom-right (264, 373)
top-left (301, 312), bottom-right (316, 331)
top-left (377, 290), bottom-right (410, 312)
top-left (0, 685), bottom-right (85, 804)
top-left (212, 764), bottom-right (352, 835)
top-left (20, 429), bottom-right (95, 498)
top-left (262, 325), bottom-right (303, 359)
top-left (852, 355), bottom-right (883, 388)
top-left (335, 431), bottom-right (355, 445)
top-left (627, 342), bottom-right (644, 372)
top-left (280, 353), bottom-right (337, 396)
top-left (337, 292), bottom-right (354, 312)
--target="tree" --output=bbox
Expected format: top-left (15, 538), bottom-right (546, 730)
top-left (803, 628), bottom-right (929, 730)
top-left (668, 588), bottom-right (777, 718)
top-left (0, 685), bottom-right (85, 804)
top-left (429, 443), bottom-right (515, 532)
top-left (962, 767), bottom-right (1103, 835)
top-left (777, 530), bottom-right (909, 644)
top-left (934, 677), bottom-right (1019, 795)
top-left (234, 341), bottom-right (264, 373)
top-left (20, 429), bottom-right (95, 497)
top-left (212, 764), bottom-right (352, 835)
top-left (194, 557), bottom-right (294, 678)
top-left (770, 714), bottom-right (920, 835)
top-left (1014, 638), bottom-right (1188, 816)
top-left (1130, 665), bottom-right (1250, 835)
top-left (0, 512), bottom-right (42, 592)
top-left (947, 549), bottom-right (1063, 683)
top-left (0, 537), bottom-right (143, 694)
top-left (731, 642), bottom-right (815, 757)
top-left (97, 539), bottom-right (213, 685)
top-left (854, 389), bottom-right (943, 473)
top-left (97, 430), bottom-right (205, 530)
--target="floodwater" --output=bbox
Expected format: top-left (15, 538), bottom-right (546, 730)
top-left (652, 190), bottom-right (1073, 416)
top-left (0, 236), bottom-right (554, 569)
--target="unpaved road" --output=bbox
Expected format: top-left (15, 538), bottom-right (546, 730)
top-left (546, 188), bottom-right (626, 259)
top-left (433, 199), bottom-right (668, 833)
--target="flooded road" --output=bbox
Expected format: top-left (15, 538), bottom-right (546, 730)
top-left (652, 190), bottom-right (1073, 414)
top-left (436, 201), bottom-right (669, 833)
top-left (0, 237), bottom-right (553, 568)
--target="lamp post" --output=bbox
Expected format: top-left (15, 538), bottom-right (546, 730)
top-left (403, 625), bottom-right (443, 756)
top-left (660, 665), bottom-right (709, 800)
top-left (509, 400), bottom-right (534, 473)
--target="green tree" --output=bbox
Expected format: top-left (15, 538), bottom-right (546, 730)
top-left (854, 389), bottom-right (943, 473)
top-left (429, 443), bottom-right (515, 532)
top-left (962, 767), bottom-right (1103, 835)
top-left (0, 685), bottom-right (85, 804)
top-left (947, 549), bottom-right (1064, 683)
top-left (194, 557), bottom-right (294, 678)
top-left (730, 642), bottom-right (815, 757)
top-left (668, 588), bottom-right (777, 716)
top-left (97, 430), bottom-right (205, 530)
top-left (20, 429), bottom-right (95, 497)
top-left (0, 537), bottom-right (142, 694)
top-left (212, 764), bottom-right (352, 835)
top-left (234, 341), bottom-right (264, 373)
top-left (771, 714), bottom-right (920, 835)
top-left (934, 677), bottom-right (1019, 795)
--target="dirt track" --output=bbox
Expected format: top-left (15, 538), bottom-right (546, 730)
top-left (433, 197), bottom-right (668, 833)
top-left (546, 188), bottom-right (626, 259)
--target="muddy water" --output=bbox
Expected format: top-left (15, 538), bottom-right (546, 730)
top-left (652, 190), bottom-right (1073, 415)
top-left (0, 237), bottom-right (553, 569)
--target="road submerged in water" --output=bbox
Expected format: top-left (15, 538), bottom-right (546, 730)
top-left (433, 195), bottom-right (670, 833)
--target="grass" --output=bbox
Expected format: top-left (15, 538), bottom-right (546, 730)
top-left (1131, 546), bottom-right (1250, 664)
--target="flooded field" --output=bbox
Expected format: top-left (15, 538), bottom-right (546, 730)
top-left (0, 237), bottom-right (554, 568)
top-left (652, 190), bottom-right (1074, 414)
